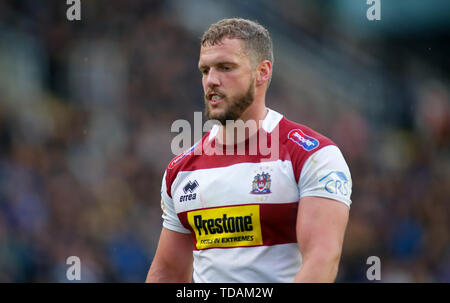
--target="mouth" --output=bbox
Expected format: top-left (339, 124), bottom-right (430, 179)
top-left (207, 92), bottom-right (224, 106)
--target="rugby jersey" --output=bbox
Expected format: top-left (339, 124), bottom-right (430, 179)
top-left (160, 108), bottom-right (352, 282)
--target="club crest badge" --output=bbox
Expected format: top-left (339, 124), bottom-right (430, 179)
top-left (250, 172), bottom-right (272, 194)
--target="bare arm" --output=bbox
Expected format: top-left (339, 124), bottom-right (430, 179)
top-left (146, 227), bottom-right (194, 282)
top-left (294, 196), bottom-right (349, 282)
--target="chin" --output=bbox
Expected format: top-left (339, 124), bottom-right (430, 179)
top-left (208, 113), bottom-right (227, 123)
top-left (206, 104), bottom-right (227, 119)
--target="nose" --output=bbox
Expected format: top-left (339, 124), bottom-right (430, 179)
top-left (204, 68), bottom-right (220, 88)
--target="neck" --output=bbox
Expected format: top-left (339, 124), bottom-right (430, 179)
top-left (217, 98), bottom-right (268, 146)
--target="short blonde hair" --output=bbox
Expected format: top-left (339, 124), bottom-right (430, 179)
top-left (201, 18), bottom-right (274, 80)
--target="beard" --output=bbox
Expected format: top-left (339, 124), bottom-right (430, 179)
top-left (204, 78), bottom-right (255, 125)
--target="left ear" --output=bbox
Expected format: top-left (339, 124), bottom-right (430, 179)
top-left (255, 60), bottom-right (272, 87)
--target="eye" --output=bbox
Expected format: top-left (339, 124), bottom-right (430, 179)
top-left (220, 65), bottom-right (231, 71)
top-left (200, 68), bottom-right (209, 75)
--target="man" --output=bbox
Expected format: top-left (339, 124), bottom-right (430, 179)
top-left (146, 18), bottom-right (352, 283)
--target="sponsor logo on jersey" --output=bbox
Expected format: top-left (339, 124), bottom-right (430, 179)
top-left (318, 170), bottom-right (351, 197)
top-left (187, 205), bottom-right (263, 250)
top-left (183, 180), bottom-right (199, 194)
top-left (287, 129), bottom-right (319, 151)
top-left (168, 142), bottom-right (199, 169)
top-left (180, 180), bottom-right (199, 202)
top-left (250, 172), bottom-right (272, 194)
top-left (180, 193), bottom-right (197, 202)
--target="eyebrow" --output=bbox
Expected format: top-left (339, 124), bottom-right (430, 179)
top-left (198, 64), bottom-right (208, 71)
top-left (198, 61), bottom-right (237, 71)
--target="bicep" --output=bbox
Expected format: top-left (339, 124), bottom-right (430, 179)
top-left (146, 227), bottom-right (193, 282)
top-left (296, 196), bottom-right (349, 261)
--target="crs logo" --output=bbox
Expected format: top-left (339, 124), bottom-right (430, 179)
top-left (287, 129), bottom-right (319, 151)
top-left (318, 170), bottom-right (351, 196)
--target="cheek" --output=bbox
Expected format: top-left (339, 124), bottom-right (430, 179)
top-left (230, 69), bottom-right (253, 85)
top-left (222, 74), bottom-right (242, 90)
top-left (201, 78), bottom-right (208, 92)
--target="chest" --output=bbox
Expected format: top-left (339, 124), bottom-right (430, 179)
top-left (171, 160), bottom-right (299, 214)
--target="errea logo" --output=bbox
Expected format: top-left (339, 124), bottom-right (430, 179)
top-left (183, 180), bottom-right (199, 194)
top-left (180, 180), bottom-right (199, 202)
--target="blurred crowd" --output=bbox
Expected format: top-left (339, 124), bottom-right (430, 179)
top-left (0, 0), bottom-right (449, 282)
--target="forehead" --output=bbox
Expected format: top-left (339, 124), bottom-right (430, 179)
top-left (199, 38), bottom-right (249, 66)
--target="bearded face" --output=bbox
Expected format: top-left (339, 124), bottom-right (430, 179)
top-left (199, 38), bottom-right (257, 126)
top-left (204, 75), bottom-right (255, 125)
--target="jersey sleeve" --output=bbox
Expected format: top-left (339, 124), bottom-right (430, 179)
top-left (160, 170), bottom-right (191, 234)
top-left (298, 145), bottom-right (352, 207)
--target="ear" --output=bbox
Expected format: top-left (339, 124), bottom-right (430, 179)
top-left (255, 60), bottom-right (272, 87)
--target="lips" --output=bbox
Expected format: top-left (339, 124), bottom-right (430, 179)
top-left (209, 97), bottom-right (222, 106)
top-left (206, 92), bottom-right (224, 106)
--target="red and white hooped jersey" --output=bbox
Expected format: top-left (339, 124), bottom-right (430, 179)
top-left (160, 108), bottom-right (352, 282)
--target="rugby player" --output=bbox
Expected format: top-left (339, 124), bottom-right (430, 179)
top-left (146, 18), bottom-right (352, 283)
